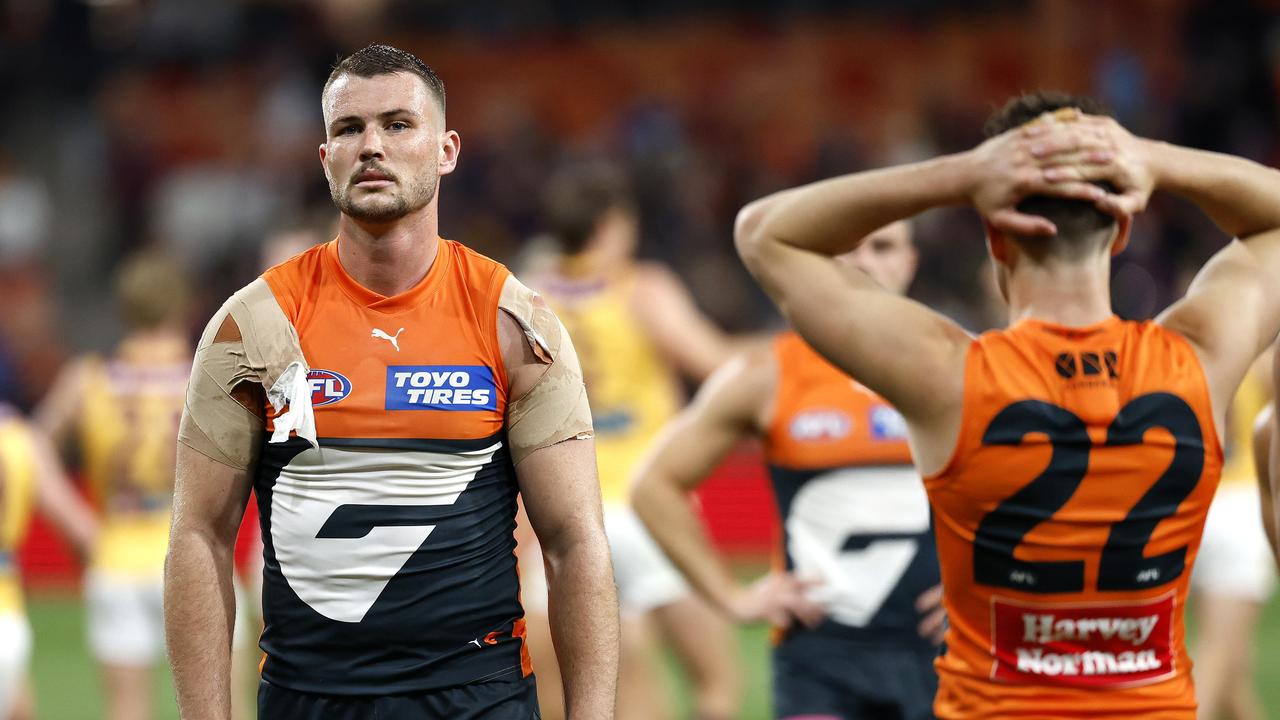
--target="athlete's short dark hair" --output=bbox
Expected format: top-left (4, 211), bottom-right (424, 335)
top-left (325, 44), bottom-right (446, 114)
top-left (985, 91), bottom-right (1117, 257)
top-left (543, 163), bottom-right (635, 255)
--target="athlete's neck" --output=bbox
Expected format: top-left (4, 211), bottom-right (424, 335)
top-left (336, 204), bottom-right (441, 297)
top-left (556, 245), bottom-right (632, 280)
top-left (1004, 255), bottom-right (1114, 328)
top-left (118, 327), bottom-right (189, 362)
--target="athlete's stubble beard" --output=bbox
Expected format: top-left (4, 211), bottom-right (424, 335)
top-left (331, 162), bottom-right (439, 223)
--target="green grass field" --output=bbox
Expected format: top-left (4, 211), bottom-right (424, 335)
top-left (22, 590), bottom-right (1280, 719)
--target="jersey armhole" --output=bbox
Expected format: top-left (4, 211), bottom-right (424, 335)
top-left (921, 338), bottom-right (980, 486)
top-left (486, 266), bottom-right (513, 404)
top-left (1159, 325), bottom-right (1226, 464)
top-left (758, 336), bottom-right (788, 442)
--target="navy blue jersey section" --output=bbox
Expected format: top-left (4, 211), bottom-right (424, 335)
top-left (773, 631), bottom-right (938, 720)
top-left (770, 463), bottom-right (940, 647)
top-left (255, 433), bottom-right (527, 694)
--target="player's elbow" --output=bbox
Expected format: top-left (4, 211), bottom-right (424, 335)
top-left (734, 200), bottom-right (774, 271)
top-left (630, 471), bottom-right (661, 528)
top-left (540, 517), bottom-right (612, 578)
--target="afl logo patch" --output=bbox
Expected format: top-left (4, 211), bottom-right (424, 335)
top-left (870, 404), bottom-right (908, 440)
top-left (789, 410), bottom-right (852, 441)
top-left (308, 369), bottom-right (352, 407)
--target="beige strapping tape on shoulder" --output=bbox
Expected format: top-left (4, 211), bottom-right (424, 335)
top-left (178, 278), bottom-right (316, 469)
top-left (499, 275), bottom-right (594, 466)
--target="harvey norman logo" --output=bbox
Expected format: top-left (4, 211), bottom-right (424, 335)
top-left (990, 595), bottom-right (1175, 688)
top-left (386, 366), bottom-right (497, 411)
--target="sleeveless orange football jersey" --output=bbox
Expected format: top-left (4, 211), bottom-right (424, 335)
top-left (926, 316), bottom-right (1222, 719)
top-left (763, 333), bottom-right (938, 643)
top-left (255, 239), bottom-right (532, 694)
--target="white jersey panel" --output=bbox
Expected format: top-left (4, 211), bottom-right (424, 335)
top-left (786, 465), bottom-right (930, 627)
top-left (270, 442), bottom-right (501, 623)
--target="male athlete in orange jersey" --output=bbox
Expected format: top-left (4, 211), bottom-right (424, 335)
top-left (734, 91), bottom-right (1280, 719)
top-left (633, 221), bottom-right (947, 720)
top-left (37, 252), bottom-right (193, 720)
top-left (165, 45), bottom-right (618, 719)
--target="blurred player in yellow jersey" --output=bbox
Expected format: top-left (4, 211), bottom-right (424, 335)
top-left (519, 163), bottom-right (742, 720)
top-left (37, 252), bottom-right (192, 720)
top-left (1191, 349), bottom-right (1275, 720)
top-left (0, 406), bottom-right (96, 720)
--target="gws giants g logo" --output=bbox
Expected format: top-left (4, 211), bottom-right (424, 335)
top-left (308, 369), bottom-right (352, 407)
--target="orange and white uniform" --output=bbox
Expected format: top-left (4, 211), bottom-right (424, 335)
top-left (254, 239), bottom-right (533, 694)
top-left (764, 333), bottom-right (937, 639)
top-left (927, 317), bottom-right (1222, 719)
top-left (763, 333), bottom-right (939, 719)
top-left (77, 349), bottom-right (189, 665)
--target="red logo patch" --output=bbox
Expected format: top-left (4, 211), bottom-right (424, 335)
top-left (990, 594), bottom-right (1176, 688)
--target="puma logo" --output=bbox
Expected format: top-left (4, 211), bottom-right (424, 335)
top-left (371, 327), bottom-right (405, 352)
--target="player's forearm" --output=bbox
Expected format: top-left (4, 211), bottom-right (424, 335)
top-left (164, 526), bottom-right (238, 720)
top-left (543, 531), bottom-right (619, 719)
top-left (735, 153), bottom-right (971, 259)
top-left (1146, 140), bottom-right (1280, 240)
top-left (632, 473), bottom-right (741, 618)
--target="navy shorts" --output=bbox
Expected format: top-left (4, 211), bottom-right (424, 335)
top-left (773, 633), bottom-right (938, 720)
top-left (258, 673), bottom-right (540, 719)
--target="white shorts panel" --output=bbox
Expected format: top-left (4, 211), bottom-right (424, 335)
top-left (85, 571), bottom-right (165, 666)
top-left (517, 506), bottom-right (691, 617)
top-left (0, 614), bottom-right (31, 718)
top-left (1192, 484), bottom-right (1277, 601)
top-left (604, 506), bottom-right (690, 616)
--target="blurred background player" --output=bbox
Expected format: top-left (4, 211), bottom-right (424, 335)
top-left (518, 162), bottom-right (742, 720)
top-left (1253, 354), bottom-right (1278, 561)
top-left (1192, 348), bottom-right (1275, 720)
top-left (0, 407), bottom-right (96, 720)
top-left (632, 221), bottom-right (946, 720)
top-left (734, 93), bottom-right (1280, 718)
top-left (36, 252), bottom-right (192, 720)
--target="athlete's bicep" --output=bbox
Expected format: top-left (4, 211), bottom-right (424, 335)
top-left (178, 314), bottom-right (266, 470)
top-left (633, 350), bottom-right (775, 493)
top-left (517, 437), bottom-right (606, 554)
top-left (1159, 231), bottom-right (1280, 413)
top-left (497, 277), bottom-right (593, 467)
top-left (744, 238), bottom-right (969, 422)
top-left (171, 442), bottom-right (255, 546)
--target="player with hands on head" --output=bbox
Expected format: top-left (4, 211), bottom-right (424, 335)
top-left (633, 220), bottom-right (946, 720)
top-left (735, 91), bottom-right (1280, 719)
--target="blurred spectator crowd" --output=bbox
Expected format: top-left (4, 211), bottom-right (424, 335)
top-left (0, 0), bottom-right (1278, 408)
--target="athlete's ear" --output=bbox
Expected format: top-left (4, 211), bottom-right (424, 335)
top-left (1109, 214), bottom-right (1132, 257)
top-left (438, 130), bottom-right (461, 176)
top-left (318, 143), bottom-right (331, 183)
